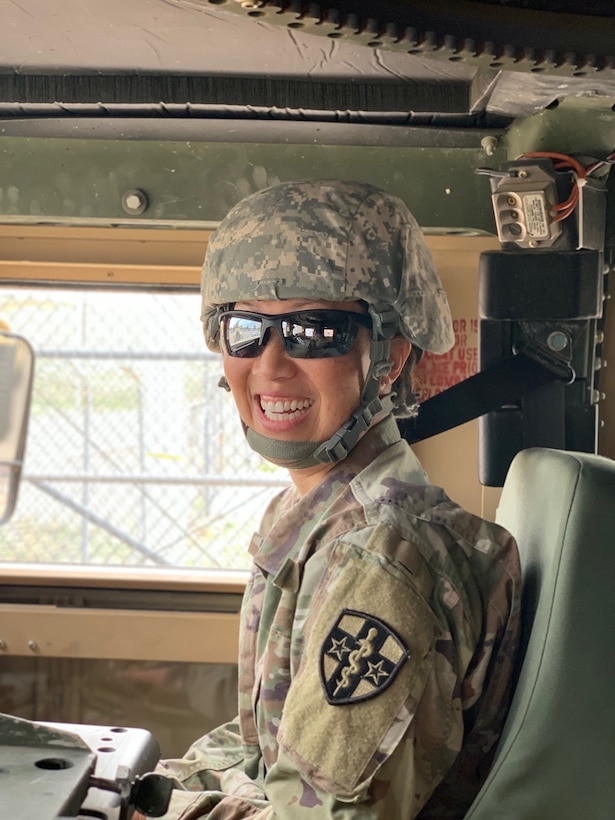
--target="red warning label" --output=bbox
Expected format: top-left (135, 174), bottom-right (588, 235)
top-left (415, 318), bottom-right (478, 402)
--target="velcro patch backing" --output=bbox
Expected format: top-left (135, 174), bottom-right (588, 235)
top-left (278, 543), bottom-right (439, 794)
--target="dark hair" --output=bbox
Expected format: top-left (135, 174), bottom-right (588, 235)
top-left (392, 345), bottom-right (423, 419)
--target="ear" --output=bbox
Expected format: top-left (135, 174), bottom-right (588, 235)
top-left (380, 337), bottom-right (411, 395)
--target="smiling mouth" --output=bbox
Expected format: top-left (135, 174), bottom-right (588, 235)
top-left (260, 397), bottom-right (314, 421)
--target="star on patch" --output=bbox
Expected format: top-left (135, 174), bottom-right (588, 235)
top-left (365, 660), bottom-right (389, 686)
top-left (327, 635), bottom-right (351, 662)
top-left (319, 609), bottom-right (409, 705)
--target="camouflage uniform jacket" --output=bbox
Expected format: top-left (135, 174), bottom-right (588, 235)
top-left (157, 416), bottom-right (521, 819)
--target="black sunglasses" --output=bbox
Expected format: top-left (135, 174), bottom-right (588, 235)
top-left (219, 309), bottom-right (372, 359)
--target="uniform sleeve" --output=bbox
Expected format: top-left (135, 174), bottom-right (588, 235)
top-left (154, 725), bottom-right (455, 820)
top-left (153, 537), bottom-right (476, 819)
top-left (155, 719), bottom-right (259, 798)
top-left (267, 540), bottom-right (458, 817)
top-left (152, 719), bottom-right (271, 818)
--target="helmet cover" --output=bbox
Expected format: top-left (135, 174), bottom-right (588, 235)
top-left (201, 179), bottom-right (454, 354)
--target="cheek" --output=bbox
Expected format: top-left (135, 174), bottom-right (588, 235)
top-left (222, 356), bottom-right (235, 389)
top-left (223, 358), bottom-right (250, 406)
top-left (321, 355), bottom-right (364, 408)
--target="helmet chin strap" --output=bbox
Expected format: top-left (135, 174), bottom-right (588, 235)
top-left (244, 336), bottom-right (395, 470)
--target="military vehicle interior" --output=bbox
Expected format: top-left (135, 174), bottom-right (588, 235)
top-left (0, 1), bottom-right (614, 817)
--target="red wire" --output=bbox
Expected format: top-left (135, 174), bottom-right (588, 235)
top-left (520, 150), bottom-right (587, 178)
top-left (518, 151), bottom-right (587, 222)
top-left (551, 185), bottom-right (579, 213)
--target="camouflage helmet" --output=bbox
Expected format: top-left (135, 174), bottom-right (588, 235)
top-left (201, 179), bottom-right (454, 354)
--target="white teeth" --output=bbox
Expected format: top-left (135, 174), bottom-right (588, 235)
top-left (261, 398), bottom-right (314, 420)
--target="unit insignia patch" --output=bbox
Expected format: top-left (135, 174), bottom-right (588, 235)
top-left (319, 608), bottom-right (409, 705)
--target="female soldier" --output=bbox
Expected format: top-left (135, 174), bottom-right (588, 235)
top-left (149, 180), bottom-right (520, 819)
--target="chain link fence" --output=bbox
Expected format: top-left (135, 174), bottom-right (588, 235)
top-left (0, 286), bottom-right (288, 569)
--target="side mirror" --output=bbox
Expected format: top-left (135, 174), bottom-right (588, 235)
top-left (0, 331), bottom-right (35, 525)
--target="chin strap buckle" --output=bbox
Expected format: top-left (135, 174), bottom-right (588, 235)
top-left (369, 307), bottom-right (399, 340)
top-left (320, 396), bottom-right (385, 464)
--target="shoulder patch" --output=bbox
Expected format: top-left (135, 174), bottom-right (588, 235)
top-left (320, 608), bottom-right (409, 705)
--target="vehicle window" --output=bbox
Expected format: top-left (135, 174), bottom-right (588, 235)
top-left (0, 286), bottom-right (287, 569)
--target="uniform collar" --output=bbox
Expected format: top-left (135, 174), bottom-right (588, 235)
top-left (249, 415), bottom-right (404, 581)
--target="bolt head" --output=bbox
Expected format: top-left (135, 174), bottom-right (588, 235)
top-left (547, 331), bottom-right (568, 352)
top-left (121, 189), bottom-right (149, 216)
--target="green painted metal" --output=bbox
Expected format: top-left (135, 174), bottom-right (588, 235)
top-left (503, 98), bottom-right (615, 160)
top-left (0, 713), bottom-right (94, 819)
top-left (0, 98), bottom-right (613, 234)
top-left (0, 133), bottom-right (502, 231)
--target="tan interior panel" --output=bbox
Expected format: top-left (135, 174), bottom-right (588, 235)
top-left (0, 604), bottom-right (239, 663)
top-left (0, 224), bottom-right (208, 285)
top-left (413, 236), bottom-right (502, 520)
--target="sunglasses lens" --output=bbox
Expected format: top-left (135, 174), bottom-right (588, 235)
top-left (221, 311), bottom-right (370, 359)
top-left (282, 313), bottom-right (357, 358)
top-left (221, 315), bottom-right (263, 358)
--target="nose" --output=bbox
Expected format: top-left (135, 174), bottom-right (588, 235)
top-left (253, 328), bottom-right (297, 377)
